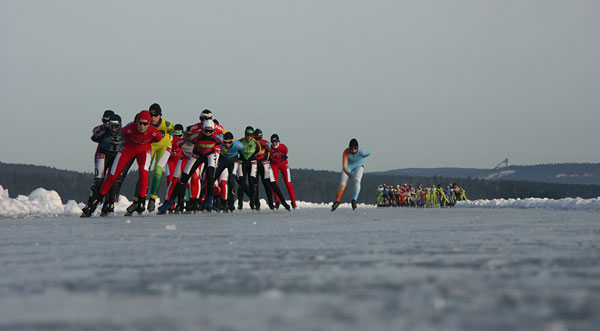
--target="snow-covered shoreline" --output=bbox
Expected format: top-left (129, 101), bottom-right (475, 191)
top-left (456, 197), bottom-right (600, 211)
top-left (1, 185), bottom-right (599, 218)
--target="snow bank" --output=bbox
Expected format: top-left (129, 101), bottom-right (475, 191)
top-left (1, 185), bottom-right (599, 218)
top-left (0, 185), bottom-right (80, 218)
top-left (0, 185), bottom-right (139, 218)
top-left (456, 197), bottom-right (600, 211)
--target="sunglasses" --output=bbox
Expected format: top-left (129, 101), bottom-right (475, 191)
top-left (203, 129), bottom-right (214, 134)
top-left (150, 113), bottom-right (160, 117)
top-left (271, 140), bottom-right (279, 143)
top-left (224, 140), bottom-right (234, 144)
top-left (138, 121), bottom-right (149, 126)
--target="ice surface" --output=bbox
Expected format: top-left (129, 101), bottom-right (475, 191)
top-left (0, 206), bottom-right (599, 330)
top-left (1, 185), bottom-right (599, 219)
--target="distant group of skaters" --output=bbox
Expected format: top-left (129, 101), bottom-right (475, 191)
top-left (376, 184), bottom-right (468, 208)
top-left (80, 104), bottom-right (298, 217)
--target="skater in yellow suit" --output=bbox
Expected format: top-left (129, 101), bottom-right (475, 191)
top-left (437, 184), bottom-right (449, 207)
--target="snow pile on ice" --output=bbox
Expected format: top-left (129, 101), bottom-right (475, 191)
top-left (0, 185), bottom-right (140, 218)
top-left (456, 197), bottom-right (600, 211)
top-left (0, 185), bottom-right (79, 218)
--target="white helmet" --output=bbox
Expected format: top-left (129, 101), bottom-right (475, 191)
top-left (203, 119), bottom-right (215, 131)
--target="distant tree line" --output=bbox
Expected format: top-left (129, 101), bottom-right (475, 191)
top-left (1, 162), bottom-right (599, 204)
top-left (506, 163), bottom-right (600, 185)
top-left (0, 163), bottom-right (92, 202)
top-left (376, 163), bottom-right (600, 186)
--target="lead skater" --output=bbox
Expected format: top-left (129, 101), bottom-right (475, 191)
top-left (331, 138), bottom-right (370, 211)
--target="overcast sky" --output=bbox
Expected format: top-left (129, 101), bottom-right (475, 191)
top-left (1, 0), bottom-right (598, 173)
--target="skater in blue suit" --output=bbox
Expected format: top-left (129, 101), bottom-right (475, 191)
top-left (331, 138), bottom-right (370, 211)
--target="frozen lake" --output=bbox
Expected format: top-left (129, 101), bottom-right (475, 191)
top-left (1, 207), bottom-right (599, 331)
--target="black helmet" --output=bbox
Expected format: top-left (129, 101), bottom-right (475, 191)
top-left (102, 110), bottom-right (114, 123)
top-left (109, 114), bottom-right (121, 124)
top-left (223, 131), bottom-right (234, 141)
top-left (200, 109), bottom-right (213, 121)
top-left (270, 133), bottom-right (280, 143)
top-left (349, 138), bottom-right (359, 148)
top-left (108, 114), bottom-right (121, 130)
top-left (254, 128), bottom-right (263, 138)
top-left (244, 126), bottom-right (254, 136)
top-left (173, 124), bottom-right (184, 137)
top-left (149, 103), bottom-right (162, 116)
